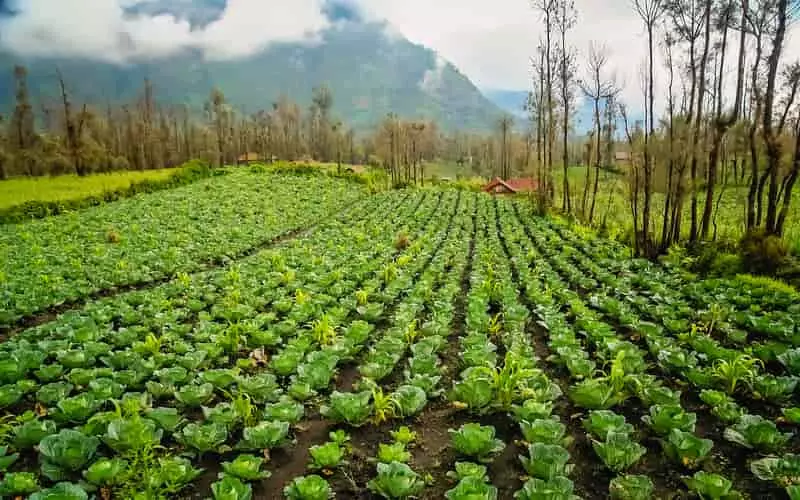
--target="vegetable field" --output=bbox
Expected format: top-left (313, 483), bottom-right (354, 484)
top-left (0, 178), bottom-right (799, 499)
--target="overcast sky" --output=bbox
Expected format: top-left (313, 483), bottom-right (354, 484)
top-left (0, 0), bottom-right (799, 109)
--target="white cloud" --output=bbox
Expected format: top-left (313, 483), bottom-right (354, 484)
top-left (1, 0), bottom-right (798, 117)
top-left (199, 0), bottom-right (329, 59)
top-left (351, 0), bottom-right (800, 113)
top-left (0, 0), bottom-right (329, 62)
top-left (420, 54), bottom-right (447, 93)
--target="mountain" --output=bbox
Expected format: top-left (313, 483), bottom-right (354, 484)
top-left (483, 90), bottom-right (529, 118)
top-left (485, 89), bottom-right (647, 139)
top-left (0, 21), bottom-right (503, 132)
top-left (485, 89), bottom-right (600, 134)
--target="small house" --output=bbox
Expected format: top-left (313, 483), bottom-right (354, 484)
top-left (482, 177), bottom-right (538, 195)
top-left (614, 151), bottom-right (632, 167)
top-left (345, 165), bottom-right (367, 174)
top-left (237, 152), bottom-right (263, 165)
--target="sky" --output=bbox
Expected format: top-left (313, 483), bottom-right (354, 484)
top-left (0, 0), bottom-right (799, 110)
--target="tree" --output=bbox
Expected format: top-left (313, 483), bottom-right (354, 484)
top-left (556, 0), bottom-right (578, 213)
top-left (57, 68), bottom-right (88, 176)
top-left (9, 65), bottom-right (37, 175)
top-left (205, 88), bottom-right (229, 167)
top-left (310, 85), bottom-right (334, 161)
top-left (632, 0), bottom-right (667, 254)
top-left (699, 0), bottom-right (746, 238)
top-left (579, 42), bottom-right (620, 222)
top-left (761, 0), bottom-right (799, 234)
top-left (498, 115), bottom-right (514, 179)
top-left (533, 0), bottom-right (559, 209)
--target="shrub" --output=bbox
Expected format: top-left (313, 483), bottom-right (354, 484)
top-left (740, 229), bottom-right (789, 273)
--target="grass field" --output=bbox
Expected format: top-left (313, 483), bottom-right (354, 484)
top-left (0, 173), bottom-right (798, 499)
top-left (0, 169), bottom-right (179, 210)
top-left (551, 166), bottom-right (800, 255)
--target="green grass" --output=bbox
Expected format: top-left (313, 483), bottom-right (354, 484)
top-left (0, 169), bottom-right (178, 210)
top-left (554, 166), bottom-right (800, 255)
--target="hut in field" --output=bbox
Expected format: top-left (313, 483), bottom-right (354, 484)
top-left (237, 152), bottom-right (264, 165)
top-left (614, 151), bottom-right (632, 168)
top-left (345, 165), bottom-right (367, 174)
top-left (482, 177), bottom-right (538, 195)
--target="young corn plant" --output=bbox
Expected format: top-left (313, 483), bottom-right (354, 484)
top-left (369, 383), bottom-right (399, 425)
top-left (310, 315), bottom-right (337, 346)
top-left (488, 313), bottom-right (503, 338)
top-left (473, 352), bottom-right (539, 410)
top-left (711, 354), bottom-right (761, 395)
top-left (402, 320), bottom-right (420, 346)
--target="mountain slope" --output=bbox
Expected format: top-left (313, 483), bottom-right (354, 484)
top-left (485, 89), bottom-right (647, 138)
top-left (0, 22), bottom-right (502, 132)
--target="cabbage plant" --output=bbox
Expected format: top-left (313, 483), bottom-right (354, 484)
top-left (284, 474), bottom-right (334, 500)
top-left (449, 423), bottom-right (505, 463)
top-left (367, 461), bottom-right (425, 499)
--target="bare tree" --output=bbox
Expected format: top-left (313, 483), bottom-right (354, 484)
top-left (56, 68), bottom-right (88, 176)
top-left (556, 0), bottom-right (577, 213)
top-left (579, 42), bottom-right (621, 222)
top-left (632, 0), bottom-right (667, 254)
top-left (533, 0), bottom-right (559, 208)
top-left (762, 0), bottom-right (799, 234)
top-left (498, 115), bottom-right (514, 179)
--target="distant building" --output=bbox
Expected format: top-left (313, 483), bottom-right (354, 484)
top-left (614, 151), bottom-right (632, 164)
top-left (345, 165), bottom-right (367, 174)
top-left (237, 152), bottom-right (263, 165)
top-left (482, 177), bottom-right (538, 195)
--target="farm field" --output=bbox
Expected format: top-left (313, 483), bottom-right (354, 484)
top-left (0, 170), bottom-right (367, 326)
top-left (0, 178), bottom-right (799, 499)
top-left (0, 169), bottom-right (179, 210)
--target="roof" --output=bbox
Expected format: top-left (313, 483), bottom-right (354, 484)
top-left (614, 151), bottom-right (632, 161)
top-left (346, 165), bottom-right (367, 174)
top-left (483, 177), bottom-right (538, 194)
top-left (238, 152), bottom-right (261, 162)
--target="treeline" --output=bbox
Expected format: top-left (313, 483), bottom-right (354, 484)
top-left (0, 65), bottom-right (524, 183)
top-left (0, 67), bottom-right (369, 178)
top-left (523, 0), bottom-right (800, 259)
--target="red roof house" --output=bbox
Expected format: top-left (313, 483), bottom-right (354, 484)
top-left (482, 177), bottom-right (538, 195)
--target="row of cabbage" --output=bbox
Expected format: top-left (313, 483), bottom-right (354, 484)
top-left (0, 189), bottom-right (455, 498)
top-left (506, 201), bottom-right (799, 499)
top-left (1, 171), bottom-right (367, 324)
top-left (445, 196), bottom-right (582, 499)
top-left (301, 192), bottom-right (475, 497)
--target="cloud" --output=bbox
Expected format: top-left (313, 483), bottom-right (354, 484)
top-left (199, 0), bottom-right (329, 59)
top-left (0, 0), bottom-right (798, 118)
top-left (123, 0), bottom-right (227, 28)
top-left (420, 54), bottom-right (447, 93)
top-left (0, 0), bottom-right (330, 62)
top-left (350, 0), bottom-right (800, 113)
top-left (322, 0), bottom-right (363, 23)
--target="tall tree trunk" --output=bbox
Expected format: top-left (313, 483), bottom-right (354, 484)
top-left (763, 0), bottom-right (790, 233)
top-left (689, 0), bottom-right (712, 242)
top-left (589, 98), bottom-right (602, 222)
top-left (775, 124), bottom-right (800, 235)
top-left (700, 1), bottom-right (736, 239)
